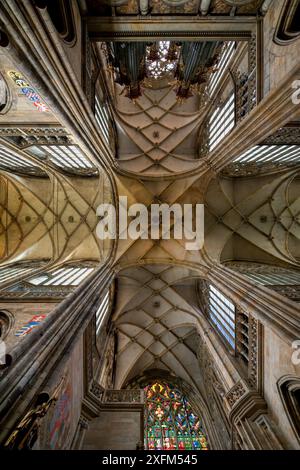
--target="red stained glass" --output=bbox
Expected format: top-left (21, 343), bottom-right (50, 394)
top-left (144, 381), bottom-right (209, 450)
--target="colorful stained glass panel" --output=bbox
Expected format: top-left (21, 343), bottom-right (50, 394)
top-left (144, 381), bottom-right (209, 450)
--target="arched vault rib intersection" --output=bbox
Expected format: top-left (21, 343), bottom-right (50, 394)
top-left (114, 84), bottom-right (205, 176)
top-left (113, 265), bottom-right (203, 390)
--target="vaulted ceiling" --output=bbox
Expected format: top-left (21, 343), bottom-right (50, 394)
top-left (114, 82), bottom-right (204, 176)
top-left (0, 171), bottom-right (111, 265)
top-left (113, 264), bottom-right (203, 390)
top-left (0, 0), bottom-right (300, 392)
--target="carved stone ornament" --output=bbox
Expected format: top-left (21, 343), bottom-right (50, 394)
top-left (248, 315), bottom-right (258, 388)
top-left (102, 389), bottom-right (144, 403)
top-left (260, 127), bottom-right (300, 146)
top-left (225, 380), bottom-right (247, 408)
top-left (90, 381), bottom-right (104, 400)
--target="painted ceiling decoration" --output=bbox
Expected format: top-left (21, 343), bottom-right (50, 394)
top-left (89, 0), bottom-right (265, 16)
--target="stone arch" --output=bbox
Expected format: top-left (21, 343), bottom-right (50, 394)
top-left (0, 71), bottom-right (11, 114)
top-left (34, 0), bottom-right (76, 45)
top-left (0, 309), bottom-right (14, 340)
top-left (125, 369), bottom-right (221, 449)
top-left (277, 375), bottom-right (300, 444)
top-left (274, 0), bottom-right (300, 46)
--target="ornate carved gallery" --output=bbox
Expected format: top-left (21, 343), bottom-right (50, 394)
top-left (0, 0), bottom-right (299, 451)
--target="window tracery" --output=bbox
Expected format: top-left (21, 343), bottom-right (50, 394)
top-left (28, 265), bottom-right (95, 287)
top-left (0, 264), bottom-right (96, 299)
top-left (208, 41), bottom-right (236, 96)
top-left (208, 285), bottom-right (235, 348)
top-left (0, 265), bottom-right (36, 286)
top-left (208, 92), bottom-right (235, 151)
top-left (144, 380), bottom-right (209, 450)
top-left (233, 145), bottom-right (300, 164)
top-left (0, 144), bottom-right (46, 176)
top-left (146, 41), bottom-right (179, 80)
top-left (27, 144), bottom-right (95, 172)
top-left (95, 97), bottom-right (110, 145)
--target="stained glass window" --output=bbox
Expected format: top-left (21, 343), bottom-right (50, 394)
top-left (146, 41), bottom-right (179, 80)
top-left (144, 381), bottom-right (209, 450)
top-left (7, 71), bottom-right (49, 112)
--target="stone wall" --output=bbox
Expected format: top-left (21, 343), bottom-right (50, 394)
top-left (0, 301), bottom-right (56, 349)
top-left (82, 408), bottom-right (143, 450)
top-left (263, 328), bottom-right (300, 449)
top-left (263, 0), bottom-right (300, 96)
top-left (37, 337), bottom-right (84, 450)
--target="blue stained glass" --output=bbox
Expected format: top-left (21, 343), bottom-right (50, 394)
top-left (144, 381), bottom-right (209, 450)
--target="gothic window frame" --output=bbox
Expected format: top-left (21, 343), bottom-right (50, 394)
top-left (274, 0), bottom-right (300, 46)
top-left (94, 95), bottom-right (110, 146)
top-left (0, 72), bottom-right (12, 115)
top-left (26, 263), bottom-right (96, 287)
top-left (198, 280), bottom-right (261, 387)
top-left (0, 144), bottom-right (46, 177)
top-left (208, 92), bottom-right (235, 151)
top-left (207, 284), bottom-right (236, 350)
top-left (0, 310), bottom-right (14, 341)
top-left (34, 0), bottom-right (76, 46)
top-left (26, 144), bottom-right (96, 173)
top-left (233, 144), bottom-right (300, 164)
top-left (144, 379), bottom-right (209, 450)
top-left (277, 375), bottom-right (300, 443)
top-left (0, 263), bottom-right (42, 288)
top-left (94, 74), bottom-right (116, 152)
top-left (208, 41), bottom-right (236, 97)
top-left (0, 262), bottom-right (98, 301)
top-left (95, 290), bottom-right (110, 336)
